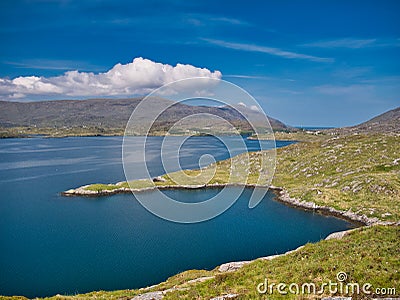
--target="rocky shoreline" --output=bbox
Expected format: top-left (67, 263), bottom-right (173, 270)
top-left (62, 182), bottom-right (397, 227)
top-left (61, 182), bottom-right (263, 197)
top-left (269, 185), bottom-right (398, 226)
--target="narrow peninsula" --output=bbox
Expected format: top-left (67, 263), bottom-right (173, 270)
top-left (63, 133), bottom-right (400, 226)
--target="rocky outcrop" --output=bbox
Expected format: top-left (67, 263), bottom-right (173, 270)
top-left (218, 245), bottom-right (305, 273)
top-left (210, 294), bottom-right (239, 300)
top-left (325, 228), bottom-right (358, 240)
top-left (185, 276), bottom-right (214, 284)
top-left (62, 185), bottom-right (134, 197)
top-left (131, 291), bottom-right (163, 300)
top-left (218, 261), bottom-right (251, 272)
top-left (269, 186), bottom-right (396, 226)
top-left (131, 286), bottom-right (189, 300)
top-left (131, 277), bottom-right (214, 300)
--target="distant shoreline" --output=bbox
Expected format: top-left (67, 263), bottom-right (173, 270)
top-left (0, 130), bottom-right (255, 139)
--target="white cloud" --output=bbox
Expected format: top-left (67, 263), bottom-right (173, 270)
top-left (208, 17), bottom-right (250, 26)
top-left (0, 57), bottom-right (222, 100)
top-left (202, 38), bottom-right (333, 62)
top-left (224, 74), bottom-right (272, 80)
top-left (4, 59), bottom-right (104, 71)
top-left (236, 102), bottom-right (259, 111)
top-left (184, 14), bottom-right (251, 28)
top-left (302, 38), bottom-right (400, 49)
top-left (302, 38), bottom-right (377, 49)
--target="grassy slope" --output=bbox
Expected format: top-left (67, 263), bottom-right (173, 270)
top-left (162, 225), bottom-right (399, 299)
top-left (273, 134), bottom-right (400, 222)
top-left (84, 150), bottom-right (273, 192)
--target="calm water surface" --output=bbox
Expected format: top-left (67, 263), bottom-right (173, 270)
top-left (0, 136), bottom-right (352, 297)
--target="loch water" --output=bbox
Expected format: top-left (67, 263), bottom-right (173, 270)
top-left (0, 136), bottom-right (352, 297)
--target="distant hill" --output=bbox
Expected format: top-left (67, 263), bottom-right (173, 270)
top-left (328, 106), bottom-right (400, 135)
top-left (0, 98), bottom-right (292, 136)
top-left (355, 107), bottom-right (400, 133)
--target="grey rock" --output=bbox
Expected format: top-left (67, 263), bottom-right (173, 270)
top-left (325, 228), bottom-right (358, 240)
top-left (186, 276), bottom-right (214, 284)
top-left (218, 261), bottom-right (251, 272)
top-left (131, 291), bottom-right (163, 300)
top-left (210, 294), bottom-right (239, 300)
top-left (131, 286), bottom-right (188, 300)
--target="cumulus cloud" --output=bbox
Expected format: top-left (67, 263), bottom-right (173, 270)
top-left (250, 105), bottom-right (259, 111)
top-left (0, 57), bottom-right (222, 100)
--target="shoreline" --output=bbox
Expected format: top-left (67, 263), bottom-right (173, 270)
top-left (0, 131), bottom-right (261, 139)
top-left (268, 186), bottom-right (384, 227)
top-left (61, 183), bottom-right (260, 197)
top-left (62, 183), bottom-right (392, 227)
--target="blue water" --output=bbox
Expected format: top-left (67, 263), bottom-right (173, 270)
top-left (0, 136), bottom-right (352, 297)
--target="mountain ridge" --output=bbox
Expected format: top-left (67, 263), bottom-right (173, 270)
top-left (0, 98), bottom-right (292, 137)
top-left (327, 106), bottom-right (400, 135)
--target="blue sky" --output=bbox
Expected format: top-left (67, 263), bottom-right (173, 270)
top-left (0, 0), bottom-right (399, 126)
